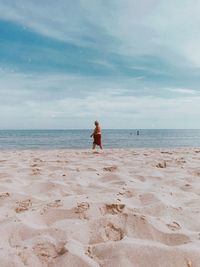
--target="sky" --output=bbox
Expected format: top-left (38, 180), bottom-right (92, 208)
top-left (0, 0), bottom-right (200, 129)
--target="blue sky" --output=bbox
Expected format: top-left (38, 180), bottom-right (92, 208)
top-left (0, 0), bottom-right (200, 129)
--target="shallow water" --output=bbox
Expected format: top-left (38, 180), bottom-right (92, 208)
top-left (0, 129), bottom-right (200, 149)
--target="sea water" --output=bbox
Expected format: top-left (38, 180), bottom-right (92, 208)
top-left (0, 129), bottom-right (200, 149)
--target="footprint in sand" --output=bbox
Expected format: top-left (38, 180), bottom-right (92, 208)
top-left (103, 203), bottom-right (125, 215)
top-left (180, 183), bottom-right (192, 191)
top-left (15, 199), bottom-right (32, 213)
top-left (103, 166), bottom-right (118, 172)
top-left (33, 241), bottom-right (67, 263)
top-left (117, 190), bottom-right (135, 198)
top-left (74, 202), bottom-right (90, 219)
top-left (33, 158), bottom-right (43, 163)
top-left (32, 168), bottom-right (41, 175)
top-left (104, 223), bottom-right (124, 241)
top-left (185, 183), bottom-right (191, 187)
top-left (193, 171), bottom-right (200, 176)
top-left (166, 221), bottom-right (181, 231)
top-left (175, 159), bottom-right (187, 165)
top-left (0, 192), bottom-right (10, 198)
top-left (156, 161), bottom-right (167, 168)
top-left (30, 164), bottom-right (38, 168)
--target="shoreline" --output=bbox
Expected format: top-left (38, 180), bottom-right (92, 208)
top-left (1, 146), bottom-right (200, 151)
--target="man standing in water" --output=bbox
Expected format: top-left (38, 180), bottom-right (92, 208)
top-left (90, 120), bottom-right (103, 149)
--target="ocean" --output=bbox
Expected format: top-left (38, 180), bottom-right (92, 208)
top-left (0, 129), bottom-right (200, 149)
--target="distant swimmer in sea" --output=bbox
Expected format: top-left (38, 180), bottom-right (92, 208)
top-left (90, 120), bottom-right (103, 149)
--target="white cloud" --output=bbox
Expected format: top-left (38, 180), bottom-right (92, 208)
top-left (143, 0), bottom-right (200, 66)
top-left (1, 1), bottom-right (200, 128)
top-left (0, 71), bottom-right (199, 129)
top-left (1, 0), bottom-right (200, 66)
top-left (166, 88), bottom-right (198, 95)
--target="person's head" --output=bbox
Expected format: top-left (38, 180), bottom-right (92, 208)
top-left (94, 120), bottom-right (99, 126)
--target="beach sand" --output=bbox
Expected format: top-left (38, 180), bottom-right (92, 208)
top-left (0, 148), bottom-right (200, 267)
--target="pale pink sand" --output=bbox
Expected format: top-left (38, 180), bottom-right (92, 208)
top-left (0, 148), bottom-right (200, 267)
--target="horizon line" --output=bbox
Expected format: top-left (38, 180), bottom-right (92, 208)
top-left (0, 128), bottom-right (200, 131)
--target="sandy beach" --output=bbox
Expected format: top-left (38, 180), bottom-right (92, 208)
top-left (0, 148), bottom-right (200, 267)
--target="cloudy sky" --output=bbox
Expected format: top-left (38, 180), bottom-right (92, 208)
top-left (0, 0), bottom-right (200, 129)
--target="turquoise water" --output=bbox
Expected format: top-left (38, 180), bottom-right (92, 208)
top-left (0, 129), bottom-right (200, 149)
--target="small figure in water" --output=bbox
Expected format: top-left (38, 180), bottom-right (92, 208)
top-left (90, 121), bottom-right (103, 149)
top-left (137, 130), bottom-right (140, 136)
